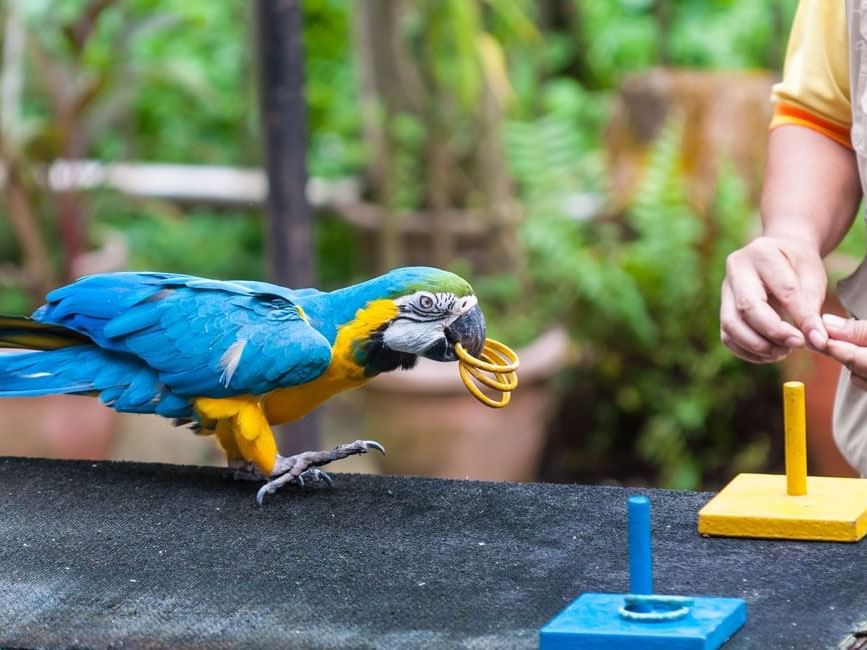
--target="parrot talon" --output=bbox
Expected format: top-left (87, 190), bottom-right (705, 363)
top-left (229, 460), bottom-right (264, 482)
top-left (256, 484), bottom-right (274, 507)
top-left (253, 439), bottom-right (386, 504)
top-left (359, 438), bottom-right (387, 456)
top-left (363, 440), bottom-right (386, 455)
top-left (298, 468), bottom-right (334, 488)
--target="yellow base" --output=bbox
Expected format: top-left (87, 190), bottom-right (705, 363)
top-left (698, 473), bottom-right (867, 542)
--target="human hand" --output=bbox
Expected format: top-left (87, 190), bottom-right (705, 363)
top-left (720, 236), bottom-right (828, 363)
top-left (823, 314), bottom-right (867, 391)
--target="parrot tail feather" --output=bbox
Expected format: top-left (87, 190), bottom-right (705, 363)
top-left (0, 342), bottom-right (194, 418)
top-left (0, 315), bottom-right (90, 351)
top-left (0, 346), bottom-right (98, 397)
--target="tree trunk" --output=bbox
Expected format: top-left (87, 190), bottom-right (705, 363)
top-left (352, 1), bottom-right (430, 272)
top-left (425, 124), bottom-right (455, 268)
top-left (255, 0), bottom-right (318, 453)
top-left (256, 0), bottom-right (315, 289)
top-left (476, 78), bottom-right (524, 279)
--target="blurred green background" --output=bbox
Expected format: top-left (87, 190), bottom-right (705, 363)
top-left (1, 0), bottom-right (855, 489)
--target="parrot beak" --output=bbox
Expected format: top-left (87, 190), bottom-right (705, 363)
top-left (423, 304), bottom-right (486, 362)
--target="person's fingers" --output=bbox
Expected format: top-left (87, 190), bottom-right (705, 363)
top-left (722, 334), bottom-right (788, 363)
top-left (720, 283), bottom-right (791, 362)
top-left (720, 306), bottom-right (789, 361)
top-left (823, 313), bottom-right (867, 346)
top-left (752, 251), bottom-right (827, 349)
top-left (825, 340), bottom-right (867, 387)
top-left (722, 262), bottom-right (805, 348)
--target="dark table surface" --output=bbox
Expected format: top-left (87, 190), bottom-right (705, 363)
top-left (0, 456), bottom-right (865, 649)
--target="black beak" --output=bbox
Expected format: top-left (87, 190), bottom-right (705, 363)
top-left (423, 304), bottom-right (486, 362)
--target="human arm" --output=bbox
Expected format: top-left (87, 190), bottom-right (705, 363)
top-left (720, 124), bottom-right (861, 362)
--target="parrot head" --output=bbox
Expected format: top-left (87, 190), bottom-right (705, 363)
top-left (339, 267), bottom-right (486, 375)
top-left (384, 281), bottom-right (485, 363)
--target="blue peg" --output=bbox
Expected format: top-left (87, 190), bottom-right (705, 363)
top-left (540, 495), bottom-right (747, 649)
top-left (628, 495), bottom-right (652, 596)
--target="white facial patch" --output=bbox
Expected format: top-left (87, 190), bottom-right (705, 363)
top-left (381, 319), bottom-right (443, 354)
top-left (447, 294), bottom-right (478, 326)
top-left (383, 291), bottom-right (476, 355)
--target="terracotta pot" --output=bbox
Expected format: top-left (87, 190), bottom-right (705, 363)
top-left (359, 328), bottom-right (572, 482)
top-left (0, 395), bottom-right (118, 460)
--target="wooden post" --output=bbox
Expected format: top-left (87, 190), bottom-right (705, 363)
top-left (784, 381), bottom-right (808, 496)
top-left (255, 0), bottom-right (318, 453)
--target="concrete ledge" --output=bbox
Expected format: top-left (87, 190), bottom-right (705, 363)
top-left (0, 457), bottom-right (864, 648)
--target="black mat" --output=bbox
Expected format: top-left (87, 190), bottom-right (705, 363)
top-left (0, 457), bottom-right (865, 649)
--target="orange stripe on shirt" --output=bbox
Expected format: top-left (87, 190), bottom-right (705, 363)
top-left (770, 102), bottom-right (852, 149)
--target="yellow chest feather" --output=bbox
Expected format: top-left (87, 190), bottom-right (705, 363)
top-left (263, 299), bottom-right (398, 424)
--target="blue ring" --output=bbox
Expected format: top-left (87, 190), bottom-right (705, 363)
top-left (618, 594), bottom-right (693, 622)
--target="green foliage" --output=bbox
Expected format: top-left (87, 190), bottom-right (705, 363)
top-left (578, 0), bottom-right (798, 87)
top-left (352, 0), bottom-right (538, 223)
top-left (18, 0), bottom-right (256, 165)
top-left (4, 0), bottom-right (363, 300)
top-left (666, 0), bottom-right (795, 69)
top-left (1, 0), bottom-right (796, 487)
top-left (312, 213), bottom-right (364, 290)
top-left (505, 117), bottom-right (779, 489)
top-left (100, 207), bottom-right (264, 280)
top-left (474, 0), bottom-right (799, 487)
top-left (0, 287), bottom-right (33, 315)
top-left (98, 205), bottom-right (360, 289)
top-left (479, 78), bottom-right (608, 345)
top-left (580, 2), bottom-right (659, 84)
top-left (386, 113), bottom-right (427, 211)
top-left (304, 0), bottom-right (367, 178)
top-left (17, 0), bottom-right (362, 173)
top-left (506, 79), bottom-right (608, 206)
top-left (411, 0), bottom-right (536, 112)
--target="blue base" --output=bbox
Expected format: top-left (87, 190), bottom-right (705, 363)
top-left (540, 593), bottom-right (746, 650)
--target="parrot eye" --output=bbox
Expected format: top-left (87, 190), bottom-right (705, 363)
top-left (418, 294), bottom-right (435, 311)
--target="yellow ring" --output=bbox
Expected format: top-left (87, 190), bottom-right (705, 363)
top-left (464, 352), bottom-right (518, 391)
top-left (465, 365), bottom-right (518, 392)
top-left (459, 362), bottom-right (512, 408)
top-left (455, 337), bottom-right (520, 409)
top-left (455, 341), bottom-right (520, 373)
top-left (483, 339), bottom-right (520, 367)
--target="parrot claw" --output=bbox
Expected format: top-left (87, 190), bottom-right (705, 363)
top-left (229, 460), bottom-right (265, 482)
top-left (306, 468), bottom-right (334, 488)
top-left (254, 439), bottom-right (386, 505)
top-left (295, 468), bottom-right (334, 489)
top-left (363, 440), bottom-right (386, 455)
top-left (256, 483), bottom-right (274, 507)
top-left (255, 468), bottom-right (332, 505)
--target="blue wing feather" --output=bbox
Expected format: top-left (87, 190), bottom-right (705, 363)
top-left (32, 273), bottom-right (334, 406)
top-left (102, 304), bottom-right (163, 338)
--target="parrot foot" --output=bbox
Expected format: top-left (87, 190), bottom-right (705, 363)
top-left (228, 460), bottom-right (264, 482)
top-left (255, 439), bottom-right (386, 505)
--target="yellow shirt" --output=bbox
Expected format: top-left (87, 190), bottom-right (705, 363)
top-left (771, 0), bottom-right (852, 149)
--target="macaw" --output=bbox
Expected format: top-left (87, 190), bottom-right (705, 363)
top-left (0, 267), bottom-right (487, 503)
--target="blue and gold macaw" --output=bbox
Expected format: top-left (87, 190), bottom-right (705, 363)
top-left (0, 267), bottom-right (487, 503)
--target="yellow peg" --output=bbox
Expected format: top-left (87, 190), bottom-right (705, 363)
top-left (783, 381), bottom-right (807, 496)
top-left (699, 381), bottom-right (867, 542)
